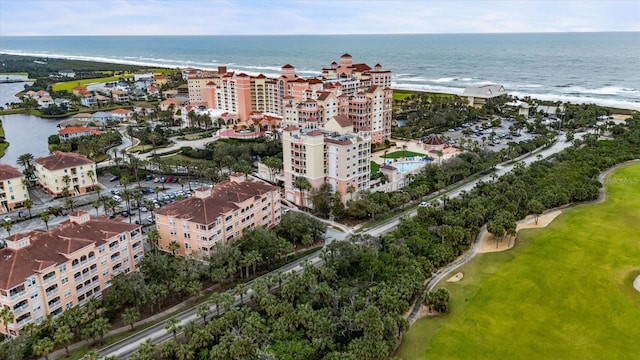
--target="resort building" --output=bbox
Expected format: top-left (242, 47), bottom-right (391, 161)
top-left (282, 116), bottom-right (371, 207)
top-left (34, 152), bottom-right (96, 197)
top-left (185, 54), bottom-right (392, 143)
top-left (0, 211), bottom-right (143, 337)
top-left (154, 174), bottom-right (281, 258)
top-left (462, 85), bottom-right (507, 108)
top-left (0, 164), bottom-right (29, 214)
top-left (111, 90), bottom-right (130, 104)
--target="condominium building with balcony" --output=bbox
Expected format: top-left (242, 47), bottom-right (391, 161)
top-left (0, 164), bottom-right (29, 214)
top-left (282, 115), bottom-right (371, 207)
top-left (0, 211), bottom-right (143, 337)
top-left (154, 174), bottom-right (281, 258)
top-left (34, 151), bottom-right (96, 197)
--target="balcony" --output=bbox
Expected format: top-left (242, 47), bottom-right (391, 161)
top-left (45, 288), bottom-right (58, 298)
top-left (43, 275), bottom-right (57, 284)
top-left (16, 315), bottom-right (32, 327)
top-left (10, 290), bottom-right (26, 301)
top-left (48, 301), bottom-right (61, 310)
top-left (13, 304), bottom-right (29, 315)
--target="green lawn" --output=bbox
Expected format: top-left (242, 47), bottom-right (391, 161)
top-left (381, 150), bottom-right (427, 159)
top-left (371, 161), bottom-right (380, 174)
top-left (52, 75), bottom-right (133, 92)
top-left (396, 163), bottom-right (640, 360)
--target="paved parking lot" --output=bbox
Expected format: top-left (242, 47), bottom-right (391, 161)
top-left (441, 117), bottom-right (538, 152)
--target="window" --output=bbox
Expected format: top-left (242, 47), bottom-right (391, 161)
top-left (27, 277), bottom-right (36, 287)
top-left (184, 233), bottom-right (190, 239)
top-left (64, 290), bottom-right (71, 298)
top-left (30, 292), bottom-right (39, 300)
top-left (61, 277), bottom-right (69, 285)
top-left (98, 246), bottom-right (105, 253)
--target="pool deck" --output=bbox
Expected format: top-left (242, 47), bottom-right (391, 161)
top-left (371, 139), bottom-right (428, 165)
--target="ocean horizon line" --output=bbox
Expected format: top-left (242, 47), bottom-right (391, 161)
top-left (2, 31), bottom-right (639, 38)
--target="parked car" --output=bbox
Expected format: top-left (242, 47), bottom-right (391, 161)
top-left (419, 202), bottom-right (429, 207)
top-left (109, 176), bottom-right (119, 182)
top-left (153, 178), bottom-right (161, 183)
top-left (172, 177), bottom-right (180, 183)
top-left (146, 188), bottom-right (155, 194)
top-left (3, 216), bottom-right (11, 223)
top-left (165, 177), bottom-right (172, 183)
top-left (146, 215), bottom-right (155, 223)
top-left (140, 207), bottom-right (148, 213)
top-left (111, 189), bottom-right (121, 195)
top-left (121, 211), bottom-right (129, 217)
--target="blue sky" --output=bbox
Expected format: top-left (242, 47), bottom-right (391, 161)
top-left (1, 0), bottom-right (639, 36)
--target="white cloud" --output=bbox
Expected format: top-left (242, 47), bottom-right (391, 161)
top-left (1, 0), bottom-right (639, 36)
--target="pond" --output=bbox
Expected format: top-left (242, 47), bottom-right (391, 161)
top-left (1, 113), bottom-right (65, 166)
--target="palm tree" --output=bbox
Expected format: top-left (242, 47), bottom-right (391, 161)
top-left (0, 306), bottom-right (14, 335)
top-left (2, 220), bottom-right (12, 236)
top-left (92, 199), bottom-right (102, 216)
top-left (65, 197), bottom-right (76, 212)
top-left (33, 337), bottom-right (54, 360)
top-left (168, 240), bottom-right (180, 256)
top-left (123, 307), bottom-right (140, 331)
top-left (86, 169), bottom-right (95, 187)
top-left (197, 303), bottom-right (211, 324)
top-left (233, 283), bottom-right (246, 304)
top-left (24, 198), bottom-right (33, 217)
top-left (147, 229), bottom-right (160, 255)
top-left (53, 324), bottom-right (74, 357)
top-left (62, 174), bottom-right (71, 191)
top-left (294, 176), bottom-right (311, 209)
top-left (165, 317), bottom-right (181, 341)
top-left (16, 153), bottom-right (34, 177)
top-left (40, 211), bottom-right (50, 230)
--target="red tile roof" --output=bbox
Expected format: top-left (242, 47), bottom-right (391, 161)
top-left (341, 53), bottom-right (352, 58)
top-left (282, 64), bottom-right (295, 69)
top-left (35, 151), bottom-right (93, 171)
top-left (332, 115), bottom-right (352, 128)
top-left (0, 217), bottom-right (140, 290)
top-left (352, 63), bottom-right (371, 72)
top-left (306, 130), bottom-right (324, 136)
top-left (58, 126), bottom-right (90, 135)
top-left (155, 180), bottom-right (278, 225)
top-left (423, 135), bottom-right (445, 145)
top-left (0, 164), bottom-right (24, 181)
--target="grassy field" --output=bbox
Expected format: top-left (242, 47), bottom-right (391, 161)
top-left (392, 89), bottom-right (456, 102)
top-left (382, 150), bottom-right (427, 159)
top-left (396, 162), bottom-right (640, 360)
top-left (52, 75), bottom-right (133, 92)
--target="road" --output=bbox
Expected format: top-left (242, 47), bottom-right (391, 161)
top-left (97, 131), bottom-right (581, 359)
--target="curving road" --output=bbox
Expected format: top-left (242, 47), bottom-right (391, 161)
top-left (96, 131), bottom-right (584, 359)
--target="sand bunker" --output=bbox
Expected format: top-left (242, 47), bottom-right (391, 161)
top-left (478, 210), bottom-right (563, 253)
top-left (634, 275), bottom-right (640, 293)
top-left (447, 272), bottom-right (464, 282)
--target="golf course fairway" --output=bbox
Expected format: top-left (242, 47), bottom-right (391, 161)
top-left (396, 162), bottom-right (640, 359)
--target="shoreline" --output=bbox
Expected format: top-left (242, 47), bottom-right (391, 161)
top-left (2, 52), bottom-right (639, 113)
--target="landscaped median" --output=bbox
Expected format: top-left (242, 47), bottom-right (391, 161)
top-left (396, 162), bottom-right (640, 359)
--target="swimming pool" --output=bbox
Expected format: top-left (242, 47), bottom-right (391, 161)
top-left (394, 160), bottom-right (429, 173)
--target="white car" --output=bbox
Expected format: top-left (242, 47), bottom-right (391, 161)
top-left (418, 202), bottom-right (429, 207)
top-left (3, 216), bottom-right (11, 223)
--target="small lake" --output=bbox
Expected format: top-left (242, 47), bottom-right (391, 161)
top-left (1, 113), bottom-right (65, 167)
top-left (0, 75), bottom-right (31, 108)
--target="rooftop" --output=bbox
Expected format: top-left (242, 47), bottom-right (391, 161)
top-left (34, 151), bottom-right (94, 171)
top-left (0, 164), bottom-right (24, 181)
top-left (155, 179), bottom-right (278, 225)
top-left (0, 213), bottom-right (140, 290)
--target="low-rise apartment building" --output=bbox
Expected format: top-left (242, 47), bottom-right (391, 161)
top-left (154, 175), bottom-right (281, 258)
top-left (0, 211), bottom-right (143, 337)
top-left (0, 164), bottom-right (29, 214)
top-left (34, 152), bottom-right (96, 197)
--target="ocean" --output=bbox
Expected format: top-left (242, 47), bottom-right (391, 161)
top-left (1, 33), bottom-right (639, 110)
